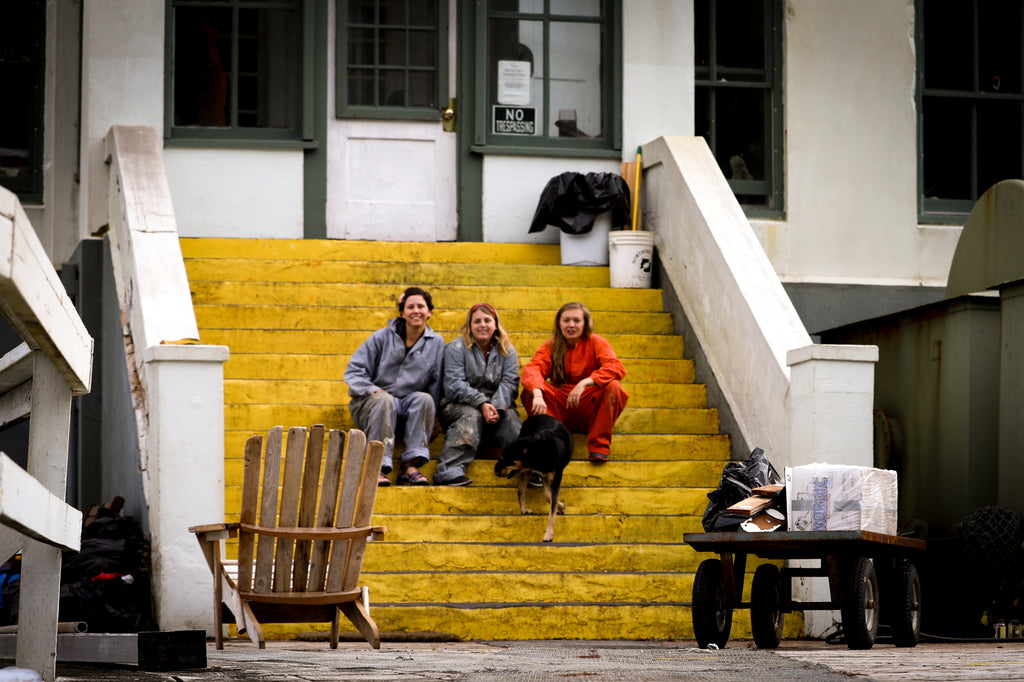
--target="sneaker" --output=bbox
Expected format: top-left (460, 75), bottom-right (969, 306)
top-left (588, 452), bottom-right (609, 464)
top-left (436, 475), bottom-right (473, 486)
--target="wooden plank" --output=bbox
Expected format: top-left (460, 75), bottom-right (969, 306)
top-left (18, 351), bottom-right (75, 681)
top-left (293, 424), bottom-right (325, 592)
top-left (0, 190), bottom-right (92, 394)
top-left (0, 380), bottom-right (31, 430)
top-left (327, 430), bottom-right (366, 592)
top-left (0, 527), bottom-right (22, 567)
top-left (273, 427), bottom-right (306, 592)
top-left (253, 427), bottom-right (283, 594)
top-left (341, 439), bottom-right (385, 591)
top-left (308, 429), bottom-right (344, 591)
top-left (0, 454), bottom-right (81, 551)
top-left (236, 434), bottom-right (263, 592)
top-left (0, 343), bottom-right (33, 393)
top-left (0, 631), bottom-right (206, 670)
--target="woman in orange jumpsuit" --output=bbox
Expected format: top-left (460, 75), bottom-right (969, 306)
top-left (520, 302), bottom-right (629, 463)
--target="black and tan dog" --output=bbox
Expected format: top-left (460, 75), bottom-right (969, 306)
top-left (494, 414), bottom-right (573, 542)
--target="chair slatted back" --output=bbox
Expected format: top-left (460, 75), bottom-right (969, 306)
top-left (327, 431), bottom-right (385, 592)
top-left (235, 425), bottom-right (383, 597)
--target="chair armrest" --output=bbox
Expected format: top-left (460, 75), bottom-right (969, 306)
top-left (371, 526), bottom-right (386, 541)
top-left (189, 522), bottom-right (241, 541)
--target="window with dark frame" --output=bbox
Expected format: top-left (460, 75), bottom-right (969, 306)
top-left (0, 0), bottom-right (45, 202)
top-left (917, 0), bottom-right (1024, 222)
top-left (477, 0), bottom-right (621, 153)
top-left (694, 0), bottom-right (783, 215)
top-left (336, 0), bottom-right (446, 120)
top-left (167, 0), bottom-right (308, 142)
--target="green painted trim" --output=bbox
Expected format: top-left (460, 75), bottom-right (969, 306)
top-left (163, 138), bottom-right (318, 150)
top-left (303, 0), bottom-right (329, 239)
top-left (458, 0), bottom-right (482, 242)
top-left (469, 145), bottom-right (622, 160)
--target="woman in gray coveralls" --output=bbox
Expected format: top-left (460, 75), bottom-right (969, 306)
top-left (344, 287), bottom-right (445, 486)
top-left (433, 303), bottom-right (522, 486)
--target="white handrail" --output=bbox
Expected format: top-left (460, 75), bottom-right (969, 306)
top-left (0, 186), bottom-right (92, 681)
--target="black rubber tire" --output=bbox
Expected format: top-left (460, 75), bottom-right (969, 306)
top-left (750, 564), bottom-right (784, 649)
top-left (891, 561), bottom-right (921, 647)
top-left (840, 556), bottom-right (879, 650)
top-left (692, 558), bottom-right (732, 649)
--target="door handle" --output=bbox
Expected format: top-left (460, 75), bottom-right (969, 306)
top-left (442, 98), bottom-right (457, 132)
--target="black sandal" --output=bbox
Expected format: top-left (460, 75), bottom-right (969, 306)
top-left (397, 469), bottom-right (430, 486)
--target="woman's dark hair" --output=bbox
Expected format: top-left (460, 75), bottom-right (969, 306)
top-left (398, 287), bottom-right (433, 311)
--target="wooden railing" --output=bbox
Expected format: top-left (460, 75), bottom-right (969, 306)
top-left (0, 187), bottom-right (94, 681)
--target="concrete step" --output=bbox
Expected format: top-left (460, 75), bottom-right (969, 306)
top-left (193, 304), bottom-right (676, 335)
top-left (200, 328), bottom-right (684, 358)
top-left (222, 404), bottom-right (720, 435)
top-left (185, 257), bottom-right (612, 287)
top-left (221, 353), bottom-right (698, 383)
top-left (188, 280), bottom-right (666, 311)
top-left (223, 380), bottom-right (706, 408)
top-left (181, 238), bottom-right (564, 265)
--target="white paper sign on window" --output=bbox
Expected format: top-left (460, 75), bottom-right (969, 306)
top-left (497, 60), bottom-right (532, 106)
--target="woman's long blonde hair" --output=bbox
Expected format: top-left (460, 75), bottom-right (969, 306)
top-left (549, 302), bottom-right (593, 385)
top-left (460, 303), bottom-right (511, 357)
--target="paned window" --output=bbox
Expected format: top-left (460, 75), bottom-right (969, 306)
top-left (0, 0), bottom-right (45, 202)
top-left (475, 0), bottom-right (621, 154)
top-left (695, 0), bottom-right (783, 215)
top-left (166, 0), bottom-right (313, 143)
top-left (336, 0), bottom-right (447, 120)
top-left (917, 0), bottom-right (1024, 221)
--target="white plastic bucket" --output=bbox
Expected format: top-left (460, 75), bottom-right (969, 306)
top-left (559, 212), bottom-right (611, 266)
top-left (608, 231), bottom-right (654, 288)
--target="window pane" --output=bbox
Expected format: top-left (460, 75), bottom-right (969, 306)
top-left (977, 100), bottom-right (1023, 193)
top-left (922, 97), bottom-right (972, 200)
top-left (173, 7), bottom-right (233, 127)
top-left (549, 21), bottom-right (602, 137)
top-left (380, 0), bottom-right (407, 25)
top-left (348, 67), bottom-right (376, 105)
top-left (348, 27), bottom-right (375, 64)
top-left (551, 0), bottom-right (600, 17)
top-left (923, 1), bottom-right (973, 91)
top-left (408, 71), bottom-right (437, 107)
top-left (409, 0), bottom-right (437, 27)
top-left (488, 18), bottom-right (543, 107)
top-left (379, 70), bottom-right (406, 106)
top-left (979, 0), bottom-right (1021, 94)
top-left (238, 8), bottom-right (299, 129)
top-left (716, 0), bottom-right (765, 81)
top-left (380, 28), bottom-right (406, 66)
top-left (694, 0), bottom-right (710, 76)
top-left (349, 0), bottom-right (375, 23)
top-left (410, 30), bottom-right (437, 68)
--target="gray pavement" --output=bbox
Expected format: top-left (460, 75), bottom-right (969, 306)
top-left (40, 638), bottom-right (1024, 681)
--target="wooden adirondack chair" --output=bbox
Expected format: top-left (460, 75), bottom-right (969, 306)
top-left (190, 425), bottom-right (386, 649)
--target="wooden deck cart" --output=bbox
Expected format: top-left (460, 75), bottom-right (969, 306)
top-left (682, 530), bottom-right (926, 650)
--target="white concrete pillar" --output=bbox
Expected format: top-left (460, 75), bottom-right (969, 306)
top-left (143, 343), bottom-right (229, 633)
top-left (786, 344), bottom-right (879, 468)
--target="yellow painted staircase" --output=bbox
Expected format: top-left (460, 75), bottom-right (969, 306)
top-left (181, 237), bottom-right (760, 641)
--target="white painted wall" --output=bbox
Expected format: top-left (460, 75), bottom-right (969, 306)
top-left (752, 0), bottom-right (960, 288)
top-left (164, 149), bottom-right (305, 239)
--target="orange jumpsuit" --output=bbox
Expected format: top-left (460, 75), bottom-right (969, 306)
top-left (520, 334), bottom-right (629, 457)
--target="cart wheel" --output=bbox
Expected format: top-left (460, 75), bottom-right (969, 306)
top-left (840, 556), bottom-right (879, 650)
top-left (891, 561), bottom-right (921, 647)
top-left (751, 564), bottom-right (784, 649)
top-left (692, 558), bottom-right (733, 649)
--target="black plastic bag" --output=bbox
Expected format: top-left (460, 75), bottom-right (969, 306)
top-left (528, 171), bottom-right (631, 234)
top-left (701, 447), bottom-right (780, 532)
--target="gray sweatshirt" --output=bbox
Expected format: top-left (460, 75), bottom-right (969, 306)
top-left (345, 318), bottom-right (445, 406)
top-left (442, 336), bottom-right (520, 411)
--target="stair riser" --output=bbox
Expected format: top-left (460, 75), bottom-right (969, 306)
top-left (220, 354), bottom-right (697, 383)
top-left (189, 281), bottom-right (666, 311)
top-left (186, 259), bottom-right (612, 287)
top-left (222, 432), bottom-right (729, 463)
top-left (181, 238), bottom-right (564, 265)
top-left (194, 305), bottom-right (676, 335)
top-left (200, 329), bottom-right (684, 358)
top-left (224, 380), bottom-right (706, 409)
top-left (223, 405), bottom-right (719, 434)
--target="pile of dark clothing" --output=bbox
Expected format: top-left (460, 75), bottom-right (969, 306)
top-left (0, 500), bottom-right (155, 632)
